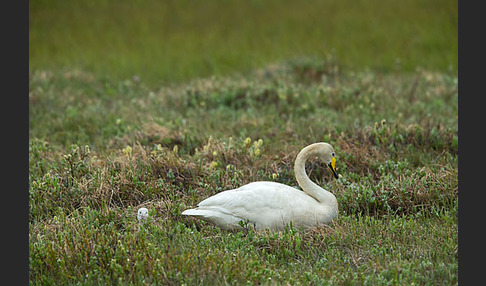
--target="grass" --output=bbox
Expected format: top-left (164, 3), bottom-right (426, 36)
top-left (29, 1), bottom-right (457, 284)
top-left (29, 0), bottom-right (457, 87)
top-left (29, 60), bottom-right (458, 285)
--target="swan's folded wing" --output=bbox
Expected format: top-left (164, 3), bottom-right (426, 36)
top-left (192, 181), bottom-right (314, 229)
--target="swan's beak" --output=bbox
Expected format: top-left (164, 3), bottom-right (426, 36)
top-left (328, 157), bottom-right (339, 179)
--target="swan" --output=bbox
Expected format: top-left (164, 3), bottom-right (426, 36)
top-left (181, 142), bottom-right (340, 231)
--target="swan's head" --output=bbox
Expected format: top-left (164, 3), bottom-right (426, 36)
top-left (315, 143), bottom-right (339, 179)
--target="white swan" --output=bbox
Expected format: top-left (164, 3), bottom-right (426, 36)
top-left (181, 142), bottom-right (340, 231)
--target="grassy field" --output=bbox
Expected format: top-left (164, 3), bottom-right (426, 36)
top-left (29, 1), bottom-right (457, 285)
top-left (29, 63), bottom-right (458, 284)
top-left (29, 0), bottom-right (457, 87)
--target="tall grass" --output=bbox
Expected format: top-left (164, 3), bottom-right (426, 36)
top-left (29, 0), bottom-right (457, 86)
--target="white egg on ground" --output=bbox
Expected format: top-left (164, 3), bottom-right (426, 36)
top-left (137, 207), bottom-right (149, 222)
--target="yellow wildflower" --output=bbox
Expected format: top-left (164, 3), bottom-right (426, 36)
top-left (209, 161), bottom-right (219, 169)
top-left (122, 146), bottom-right (132, 156)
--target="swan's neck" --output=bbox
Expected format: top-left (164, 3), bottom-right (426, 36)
top-left (294, 144), bottom-right (337, 205)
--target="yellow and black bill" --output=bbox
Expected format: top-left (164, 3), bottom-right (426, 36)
top-left (328, 156), bottom-right (339, 179)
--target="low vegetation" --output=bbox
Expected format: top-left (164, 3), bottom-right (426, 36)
top-left (29, 59), bottom-right (458, 284)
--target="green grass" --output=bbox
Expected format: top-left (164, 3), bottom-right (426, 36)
top-left (30, 1), bottom-right (457, 284)
top-left (29, 0), bottom-right (457, 87)
top-left (29, 61), bottom-right (458, 285)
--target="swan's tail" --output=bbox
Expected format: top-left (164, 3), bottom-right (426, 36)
top-left (181, 208), bottom-right (230, 219)
top-left (181, 208), bottom-right (243, 230)
top-left (181, 208), bottom-right (208, 217)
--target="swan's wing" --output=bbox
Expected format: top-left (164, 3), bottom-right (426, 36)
top-left (198, 182), bottom-right (299, 211)
top-left (186, 181), bottom-right (318, 229)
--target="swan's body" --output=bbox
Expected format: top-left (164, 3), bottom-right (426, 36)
top-left (182, 142), bottom-right (340, 231)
